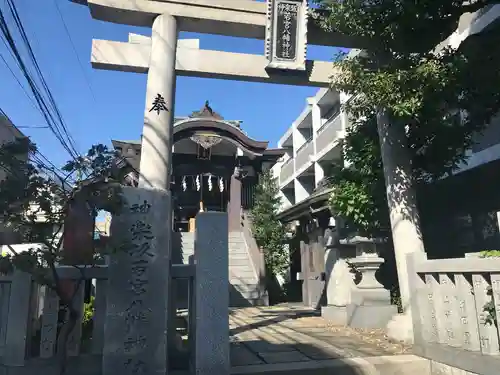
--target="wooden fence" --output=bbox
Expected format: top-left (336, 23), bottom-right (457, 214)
top-left (408, 252), bottom-right (500, 375)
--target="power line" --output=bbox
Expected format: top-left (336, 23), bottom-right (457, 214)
top-left (6, 0), bottom-right (80, 157)
top-left (52, 0), bottom-right (98, 104)
top-left (0, 49), bottom-right (40, 113)
top-left (0, 1), bottom-right (80, 160)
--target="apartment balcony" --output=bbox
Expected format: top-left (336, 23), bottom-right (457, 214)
top-left (316, 113), bottom-right (343, 156)
top-left (279, 157), bottom-right (294, 185)
top-left (295, 138), bottom-right (314, 172)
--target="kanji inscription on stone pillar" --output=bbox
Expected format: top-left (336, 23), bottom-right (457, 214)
top-left (265, 0), bottom-right (308, 71)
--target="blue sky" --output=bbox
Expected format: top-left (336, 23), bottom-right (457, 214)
top-left (0, 0), bottom-right (341, 168)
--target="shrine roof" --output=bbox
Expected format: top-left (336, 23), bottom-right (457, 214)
top-left (276, 188), bottom-right (333, 223)
top-left (112, 101), bottom-right (284, 159)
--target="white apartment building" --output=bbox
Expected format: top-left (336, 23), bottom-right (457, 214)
top-left (273, 5), bottom-right (500, 219)
top-left (272, 88), bottom-right (347, 212)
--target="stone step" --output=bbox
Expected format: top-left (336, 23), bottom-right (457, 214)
top-left (229, 276), bottom-right (257, 283)
top-left (229, 259), bottom-right (254, 267)
top-left (230, 281), bottom-right (259, 287)
top-left (229, 254), bottom-right (251, 261)
top-left (229, 253), bottom-right (248, 257)
top-left (229, 267), bottom-right (256, 275)
top-left (230, 283), bottom-right (261, 293)
top-left (229, 269), bottom-right (258, 277)
top-left (229, 297), bottom-right (268, 308)
top-left (229, 270), bottom-right (257, 277)
top-left (228, 246), bottom-right (248, 253)
top-left (229, 263), bottom-right (254, 270)
top-left (229, 253), bottom-right (249, 258)
top-left (230, 290), bottom-right (264, 300)
top-left (229, 275), bottom-right (258, 282)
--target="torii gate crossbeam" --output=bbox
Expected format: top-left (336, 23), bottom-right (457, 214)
top-left (72, 0), bottom-right (366, 48)
top-left (91, 37), bottom-right (335, 87)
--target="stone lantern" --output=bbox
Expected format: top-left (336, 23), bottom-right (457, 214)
top-left (345, 236), bottom-right (398, 329)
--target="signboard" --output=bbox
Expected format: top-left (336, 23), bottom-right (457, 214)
top-left (265, 0), bottom-right (308, 71)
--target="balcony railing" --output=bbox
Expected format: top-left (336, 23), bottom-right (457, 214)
top-left (295, 139), bottom-right (314, 171)
top-left (279, 157), bottom-right (294, 185)
top-left (316, 113), bottom-right (342, 155)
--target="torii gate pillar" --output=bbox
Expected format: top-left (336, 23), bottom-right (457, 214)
top-left (140, 13), bottom-right (178, 190)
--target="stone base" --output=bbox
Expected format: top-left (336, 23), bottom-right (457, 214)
top-left (322, 303), bottom-right (397, 329)
top-left (321, 305), bottom-right (352, 326)
top-left (321, 304), bottom-right (398, 328)
top-left (347, 303), bottom-right (398, 329)
top-left (386, 310), bottom-right (414, 344)
top-left (351, 288), bottom-right (391, 306)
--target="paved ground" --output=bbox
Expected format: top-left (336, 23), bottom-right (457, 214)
top-left (228, 305), bottom-right (411, 368)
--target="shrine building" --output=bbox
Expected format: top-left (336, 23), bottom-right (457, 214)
top-left (112, 102), bottom-right (284, 233)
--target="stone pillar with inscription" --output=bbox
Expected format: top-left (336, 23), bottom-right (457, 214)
top-left (118, 11), bottom-right (178, 374)
top-left (103, 187), bottom-right (172, 375)
top-left (139, 12), bottom-right (178, 189)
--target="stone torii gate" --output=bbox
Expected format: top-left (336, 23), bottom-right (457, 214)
top-left (72, 0), bottom-right (426, 371)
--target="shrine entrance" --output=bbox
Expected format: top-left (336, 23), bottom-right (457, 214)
top-left (173, 166), bottom-right (231, 232)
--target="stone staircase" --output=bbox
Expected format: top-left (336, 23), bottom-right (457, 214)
top-left (176, 231), bottom-right (266, 307)
top-left (228, 231), bottom-right (266, 307)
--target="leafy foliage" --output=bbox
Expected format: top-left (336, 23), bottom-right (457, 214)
top-left (0, 138), bottom-right (123, 374)
top-left (479, 250), bottom-right (500, 258)
top-left (478, 251), bottom-right (500, 326)
top-left (312, 0), bottom-right (497, 53)
top-left (250, 170), bottom-right (288, 277)
top-left (312, 1), bottom-right (500, 238)
top-left (326, 117), bottom-right (389, 237)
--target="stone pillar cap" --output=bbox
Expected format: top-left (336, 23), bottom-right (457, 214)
top-left (339, 235), bottom-right (386, 246)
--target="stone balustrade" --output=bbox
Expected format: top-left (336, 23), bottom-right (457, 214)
top-left (0, 262), bottom-right (197, 374)
top-left (408, 252), bottom-right (500, 375)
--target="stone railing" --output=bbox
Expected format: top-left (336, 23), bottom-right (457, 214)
top-left (408, 252), bottom-right (500, 375)
top-left (0, 263), bottom-right (197, 374)
top-left (0, 266), bottom-right (108, 370)
top-left (240, 211), bottom-right (268, 305)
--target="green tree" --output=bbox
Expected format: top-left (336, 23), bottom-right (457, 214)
top-left (250, 170), bottom-right (288, 277)
top-left (0, 138), bottom-right (123, 375)
top-left (312, 1), bottom-right (500, 237)
top-left (326, 117), bottom-right (388, 238)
